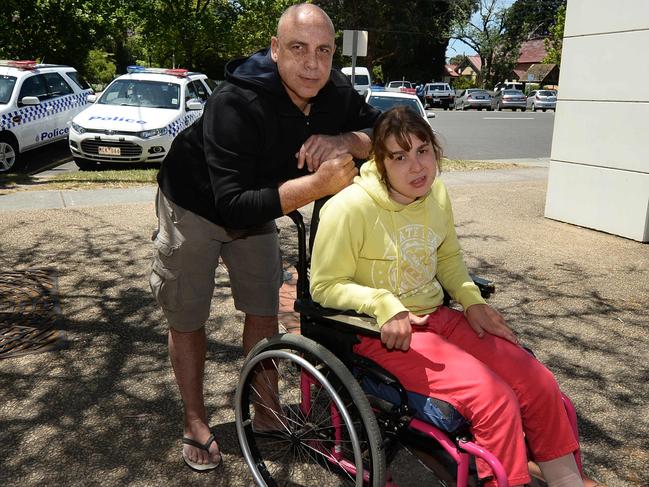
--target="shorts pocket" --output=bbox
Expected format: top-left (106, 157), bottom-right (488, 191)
top-left (150, 238), bottom-right (182, 311)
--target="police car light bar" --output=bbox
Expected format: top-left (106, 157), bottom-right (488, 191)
top-left (126, 66), bottom-right (189, 77)
top-left (0, 60), bottom-right (38, 69)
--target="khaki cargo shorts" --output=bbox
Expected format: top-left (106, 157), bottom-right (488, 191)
top-left (149, 190), bottom-right (282, 331)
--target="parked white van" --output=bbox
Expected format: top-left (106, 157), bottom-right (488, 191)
top-left (341, 66), bottom-right (371, 96)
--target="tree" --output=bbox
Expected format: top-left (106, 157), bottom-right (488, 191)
top-left (543, 4), bottom-right (565, 67)
top-left (320, 0), bottom-right (476, 83)
top-left (0, 0), bottom-right (107, 74)
top-left (450, 0), bottom-right (516, 88)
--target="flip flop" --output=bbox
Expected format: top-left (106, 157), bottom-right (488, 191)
top-left (182, 434), bottom-right (222, 472)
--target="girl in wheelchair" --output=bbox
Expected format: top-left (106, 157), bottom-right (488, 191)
top-left (310, 106), bottom-right (601, 487)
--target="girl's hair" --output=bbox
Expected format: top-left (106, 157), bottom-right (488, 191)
top-left (371, 106), bottom-right (443, 185)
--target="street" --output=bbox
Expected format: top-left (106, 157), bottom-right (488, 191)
top-left (16, 110), bottom-right (555, 177)
top-left (427, 108), bottom-right (555, 161)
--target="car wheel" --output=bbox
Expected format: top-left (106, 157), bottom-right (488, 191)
top-left (74, 157), bottom-right (98, 171)
top-left (522, 107), bottom-right (526, 112)
top-left (0, 134), bottom-right (21, 173)
top-left (542, 108), bottom-right (547, 112)
top-left (513, 108), bottom-right (517, 112)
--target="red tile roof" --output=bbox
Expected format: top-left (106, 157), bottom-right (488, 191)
top-left (445, 64), bottom-right (459, 77)
top-left (518, 39), bottom-right (547, 63)
top-left (467, 54), bottom-right (482, 71)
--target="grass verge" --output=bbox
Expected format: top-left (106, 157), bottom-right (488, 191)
top-left (1, 159), bottom-right (519, 194)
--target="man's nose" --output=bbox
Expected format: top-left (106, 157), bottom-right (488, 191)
top-left (304, 50), bottom-right (318, 69)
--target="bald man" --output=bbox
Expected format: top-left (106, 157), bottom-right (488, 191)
top-left (151, 3), bottom-right (380, 471)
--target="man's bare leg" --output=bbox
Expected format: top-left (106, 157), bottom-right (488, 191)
top-left (169, 327), bottom-right (221, 466)
top-left (243, 314), bottom-right (283, 430)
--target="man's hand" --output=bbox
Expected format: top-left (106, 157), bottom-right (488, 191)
top-left (380, 312), bottom-right (429, 351)
top-left (465, 304), bottom-right (518, 345)
top-left (314, 153), bottom-right (357, 195)
top-left (297, 134), bottom-right (354, 172)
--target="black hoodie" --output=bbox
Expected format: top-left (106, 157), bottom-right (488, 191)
top-left (157, 48), bottom-right (380, 229)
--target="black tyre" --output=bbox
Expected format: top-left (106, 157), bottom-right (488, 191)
top-left (0, 134), bottom-right (21, 173)
top-left (235, 333), bottom-right (386, 486)
top-left (521, 107), bottom-right (526, 112)
top-left (542, 108), bottom-right (547, 112)
top-left (74, 158), bottom-right (98, 170)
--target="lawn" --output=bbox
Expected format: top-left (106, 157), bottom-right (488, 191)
top-left (0, 159), bottom-right (519, 193)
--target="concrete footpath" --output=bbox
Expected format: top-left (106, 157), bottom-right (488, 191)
top-left (0, 165), bottom-right (647, 486)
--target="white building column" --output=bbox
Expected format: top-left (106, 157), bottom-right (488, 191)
top-left (544, 0), bottom-right (649, 242)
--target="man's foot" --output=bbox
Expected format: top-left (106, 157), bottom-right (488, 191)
top-left (182, 422), bottom-right (222, 471)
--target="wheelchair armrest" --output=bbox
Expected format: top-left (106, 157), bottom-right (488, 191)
top-left (295, 298), bottom-right (381, 337)
top-left (469, 273), bottom-right (495, 299)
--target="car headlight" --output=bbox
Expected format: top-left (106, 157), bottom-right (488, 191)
top-left (71, 122), bottom-right (86, 134)
top-left (138, 127), bottom-right (168, 139)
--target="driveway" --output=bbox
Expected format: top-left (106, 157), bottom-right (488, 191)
top-left (0, 169), bottom-right (647, 486)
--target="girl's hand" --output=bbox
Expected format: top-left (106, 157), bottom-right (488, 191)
top-left (465, 304), bottom-right (518, 345)
top-left (380, 312), bottom-right (429, 351)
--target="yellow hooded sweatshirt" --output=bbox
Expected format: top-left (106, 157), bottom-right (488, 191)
top-left (310, 160), bottom-right (485, 331)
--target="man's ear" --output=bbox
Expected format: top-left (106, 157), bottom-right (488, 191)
top-left (270, 37), bottom-right (279, 62)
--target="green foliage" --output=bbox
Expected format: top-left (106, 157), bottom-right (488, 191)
top-left (372, 65), bottom-right (384, 85)
top-left (543, 4), bottom-right (565, 66)
top-left (452, 76), bottom-right (477, 90)
top-left (85, 50), bottom-right (117, 87)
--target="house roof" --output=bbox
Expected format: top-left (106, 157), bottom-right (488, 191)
top-left (524, 63), bottom-right (558, 83)
top-left (445, 64), bottom-right (459, 77)
top-left (466, 54), bottom-right (482, 72)
top-left (518, 39), bottom-right (547, 64)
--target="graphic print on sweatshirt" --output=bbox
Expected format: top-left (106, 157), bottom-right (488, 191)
top-left (370, 223), bottom-right (442, 298)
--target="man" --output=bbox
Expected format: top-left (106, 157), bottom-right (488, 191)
top-left (150, 3), bottom-right (380, 471)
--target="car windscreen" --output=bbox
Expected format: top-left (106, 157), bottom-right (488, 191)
top-left (538, 90), bottom-right (555, 96)
top-left (0, 76), bottom-right (17, 104)
top-left (429, 84), bottom-right (447, 90)
top-left (346, 74), bottom-right (369, 85)
top-left (65, 71), bottom-right (91, 90)
top-left (502, 90), bottom-right (523, 95)
top-left (98, 79), bottom-right (181, 109)
top-left (368, 96), bottom-right (423, 116)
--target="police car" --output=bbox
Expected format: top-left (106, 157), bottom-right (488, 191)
top-left (69, 66), bottom-right (215, 169)
top-left (0, 60), bottom-right (93, 172)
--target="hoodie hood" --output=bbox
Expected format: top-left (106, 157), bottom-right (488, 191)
top-left (356, 160), bottom-right (430, 212)
top-left (224, 48), bottom-right (287, 99)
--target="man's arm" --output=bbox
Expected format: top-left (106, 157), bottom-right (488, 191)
top-left (296, 130), bottom-right (372, 172)
top-left (278, 153), bottom-right (357, 214)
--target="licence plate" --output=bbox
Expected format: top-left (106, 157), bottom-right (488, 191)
top-left (98, 146), bottom-right (121, 155)
top-left (476, 96), bottom-right (485, 99)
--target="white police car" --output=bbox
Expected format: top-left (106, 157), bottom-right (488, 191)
top-left (69, 66), bottom-right (215, 169)
top-left (0, 60), bottom-right (93, 172)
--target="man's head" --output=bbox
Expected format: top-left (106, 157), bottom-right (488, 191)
top-left (271, 3), bottom-right (335, 110)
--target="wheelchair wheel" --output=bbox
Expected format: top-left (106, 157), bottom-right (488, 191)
top-left (235, 333), bottom-right (386, 486)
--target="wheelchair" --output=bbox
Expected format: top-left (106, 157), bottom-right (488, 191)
top-left (235, 210), bottom-right (583, 487)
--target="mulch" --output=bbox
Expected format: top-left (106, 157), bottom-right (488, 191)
top-left (0, 268), bottom-right (68, 359)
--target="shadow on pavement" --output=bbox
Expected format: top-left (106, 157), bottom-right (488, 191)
top-left (0, 179), bottom-right (646, 486)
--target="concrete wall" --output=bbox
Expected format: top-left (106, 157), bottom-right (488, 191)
top-left (544, 0), bottom-right (649, 242)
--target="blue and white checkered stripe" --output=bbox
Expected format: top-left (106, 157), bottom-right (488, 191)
top-left (0, 91), bottom-right (90, 131)
top-left (166, 110), bottom-right (203, 137)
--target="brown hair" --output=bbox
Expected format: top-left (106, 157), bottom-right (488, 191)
top-left (371, 106), bottom-right (443, 186)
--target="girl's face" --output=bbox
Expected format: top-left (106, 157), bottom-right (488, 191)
top-left (383, 133), bottom-right (437, 204)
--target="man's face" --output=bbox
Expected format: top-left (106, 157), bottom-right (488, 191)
top-left (271, 12), bottom-right (335, 109)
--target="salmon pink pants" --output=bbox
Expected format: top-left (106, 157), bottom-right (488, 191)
top-left (353, 306), bottom-right (579, 487)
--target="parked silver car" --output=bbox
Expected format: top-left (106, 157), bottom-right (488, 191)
top-left (455, 89), bottom-right (492, 111)
top-left (491, 89), bottom-right (527, 111)
top-left (526, 90), bottom-right (557, 112)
